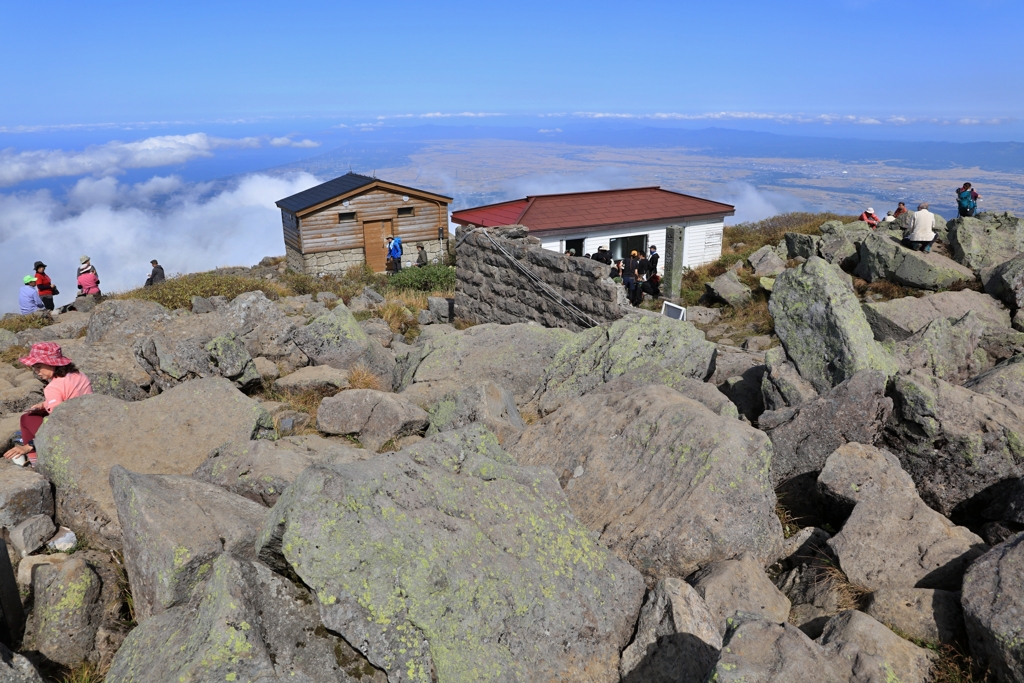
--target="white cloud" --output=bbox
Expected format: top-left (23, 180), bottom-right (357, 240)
top-left (716, 182), bottom-right (807, 223)
top-left (0, 172), bottom-right (321, 313)
top-left (269, 137), bottom-right (321, 148)
top-left (569, 111), bottom-right (1017, 126)
top-left (0, 133), bottom-right (262, 187)
top-left (538, 128), bottom-right (563, 133)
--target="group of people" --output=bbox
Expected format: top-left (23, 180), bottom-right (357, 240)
top-left (569, 243), bottom-right (661, 306)
top-left (385, 236), bottom-right (432, 272)
top-left (17, 257), bottom-right (168, 315)
top-left (854, 182), bottom-right (982, 255)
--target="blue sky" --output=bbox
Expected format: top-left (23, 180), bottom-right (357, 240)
top-left (2, 0), bottom-right (1021, 126)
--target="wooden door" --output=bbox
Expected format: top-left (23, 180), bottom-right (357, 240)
top-left (362, 220), bottom-right (393, 272)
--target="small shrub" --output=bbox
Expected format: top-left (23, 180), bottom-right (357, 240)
top-left (774, 499), bottom-right (803, 540)
top-left (115, 273), bottom-right (288, 311)
top-left (0, 345), bottom-right (29, 368)
top-left (853, 278), bottom-right (925, 302)
top-left (347, 364), bottom-right (383, 391)
top-left (387, 265), bottom-right (455, 292)
top-left (453, 317), bottom-right (478, 331)
top-left (0, 313), bottom-right (53, 334)
top-left (60, 662), bottom-right (106, 683)
top-left (379, 301), bottom-right (413, 333)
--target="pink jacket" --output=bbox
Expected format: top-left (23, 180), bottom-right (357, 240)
top-left (43, 372), bottom-right (93, 413)
top-left (77, 271), bottom-right (100, 295)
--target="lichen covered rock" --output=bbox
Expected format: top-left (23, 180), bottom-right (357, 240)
top-left (961, 532), bottom-right (1024, 683)
top-left (855, 232), bottom-right (974, 290)
top-left (257, 426), bottom-right (645, 683)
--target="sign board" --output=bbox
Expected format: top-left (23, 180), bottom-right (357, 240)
top-left (660, 301), bottom-right (686, 321)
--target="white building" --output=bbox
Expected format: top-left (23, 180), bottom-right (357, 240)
top-left (451, 186), bottom-right (734, 270)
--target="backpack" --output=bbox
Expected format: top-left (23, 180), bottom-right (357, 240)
top-left (957, 189), bottom-right (976, 211)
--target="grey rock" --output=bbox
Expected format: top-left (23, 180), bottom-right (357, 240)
top-left (292, 303), bottom-right (396, 385)
top-left (885, 370), bottom-right (1024, 517)
top-left (425, 381), bottom-right (526, 445)
top-left (893, 312), bottom-right (986, 383)
top-left (359, 317), bottom-right (394, 347)
top-left (760, 346), bottom-right (818, 411)
top-left (0, 464), bottom-right (53, 528)
top-left (273, 364), bottom-right (349, 393)
top-left (961, 532), bottom-right (1024, 683)
top-left (0, 642), bottom-right (43, 682)
top-left (761, 370), bottom-right (893, 486)
top-left (416, 309), bottom-right (434, 325)
top-left (35, 378), bottom-right (273, 549)
top-left (15, 312), bottom-right (90, 344)
top-left (965, 353), bottom-right (1024, 409)
top-left (317, 389), bottom-right (429, 451)
top-left (948, 212), bottom-right (1024, 271)
top-left (619, 578), bottom-right (722, 683)
top-left (404, 322), bottom-right (574, 405)
top-left (87, 371), bottom-right (149, 401)
top-left (110, 466), bottom-right (269, 622)
top-left (85, 299), bottom-right (171, 344)
top-left (863, 289), bottom-right (1010, 342)
top-left (9, 515), bottom-right (55, 558)
top-left (864, 587), bottom-right (965, 645)
top-left (194, 435), bottom-right (368, 507)
top-left (775, 560), bottom-right (845, 639)
top-left (984, 252), bottom-right (1024, 312)
top-left (257, 426), bottom-right (645, 683)
top-left (33, 557), bottom-right (101, 667)
top-left (749, 245), bottom-right (787, 277)
top-left (785, 232), bottom-right (822, 259)
top-left (315, 290), bottom-right (338, 306)
top-left (817, 233), bottom-right (860, 271)
top-left (743, 335), bottom-right (772, 352)
top-left (706, 270), bottom-right (752, 307)
top-left (106, 554), bottom-right (386, 683)
top-left (599, 372), bottom-right (739, 418)
top-left (980, 324), bottom-right (1024, 365)
top-left (817, 443), bottom-right (916, 507)
top-left (0, 330), bottom-right (18, 353)
top-left (427, 296), bottom-right (453, 323)
top-left (362, 286), bottom-right (385, 305)
top-left (0, 385), bottom-right (43, 415)
top-left (189, 295), bottom-right (216, 314)
top-left (818, 609), bottom-right (935, 683)
top-left (770, 257), bottom-right (898, 393)
top-left (252, 356), bottom-right (279, 381)
top-left (534, 314), bottom-right (716, 416)
top-left (50, 339), bottom-right (153, 392)
top-left (1000, 478), bottom-right (1024, 524)
top-left (511, 385), bottom-right (782, 584)
top-left (690, 553), bottom-right (791, 635)
top-left (683, 305), bottom-right (722, 325)
top-left (855, 232), bottom-right (974, 290)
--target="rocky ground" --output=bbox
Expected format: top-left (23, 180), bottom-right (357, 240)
top-left (0, 212), bottom-right (1023, 681)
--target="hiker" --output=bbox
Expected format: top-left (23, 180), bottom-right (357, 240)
top-left (2, 343), bottom-right (93, 467)
top-left (33, 261), bottom-right (56, 311)
top-left (415, 244), bottom-right (428, 267)
top-left (641, 274), bottom-right (662, 299)
top-left (77, 255), bottom-right (100, 296)
top-left (859, 207), bottom-right (880, 229)
top-left (902, 203), bottom-right (936, 252)
top-left (592, 246), bottom-right (611, 265)
top-left (882, 211), bottom-right (897, 223)
top-left (647, 245), bottom-right (660, 276)
top-left (386, 237), bottom-right (403, 272)
top-left (956, 182), bottom-right (980, 217)
top-left (145, 260), bottom-right (165, 287)
top-left (622, 251), bottom-right (641, 305)
top-left (19, 275), bottom-right (45, 315)
top-left (893, 202), bottom-right (908, 218)
top-left (564, 248), bottom-right (576, 257)
top-left (611, 259), bottom-right (624, 279)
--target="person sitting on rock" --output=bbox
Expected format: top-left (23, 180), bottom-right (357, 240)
top-left (893, 202), bottom-right (908, 218)
top-left (902, 203), bottom-right (937, 253)
top-left (145, 259), bottom-right (165, 287)
top-left (882, 211), bottom-right (897, 223)
top-left (859, 207), bottom-right (881, 229)
top-left (3, 343), bottom-right (93, 467)
top-left (641, 274), bottom-right (662, 299)
top-left (19, 275), bottom-right (45, 315)
top-left (77, 256), bottom-right (101, 296)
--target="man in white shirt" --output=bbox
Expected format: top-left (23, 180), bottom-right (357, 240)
top-left (903, 203), bottom-right (936, 253)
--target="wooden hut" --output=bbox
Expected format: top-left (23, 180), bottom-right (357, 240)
top-left (276, 173), bottom-right (452, 275)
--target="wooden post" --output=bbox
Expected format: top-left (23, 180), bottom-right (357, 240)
top-left (0, 538), bottom-right (24, 647)
top-left (662, 225), bottom-right (685, 301)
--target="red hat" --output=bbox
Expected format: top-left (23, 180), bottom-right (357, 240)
top-left (19, 342), bottom-right (73, 367)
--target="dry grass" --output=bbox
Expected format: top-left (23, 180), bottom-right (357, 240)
top-left (817, 564), bottom-right (871, 612)
top-left (453, 317), bottom-right (478, 330)
top-left (378, 301), bottom-right (413, 333)
top-left (346, 364), bottom-right (383, 391)
top-left (774, 499), bottom-right (803, 540)
top-left (0, 345), bottom-right (29, 368)
top-left (0, 313), bottom-right (53, 334)
top-left (852, 278), bottom-right (926, 302)
top-left (60, 662), bottom-right (107, 683)
top-left (723, 212), bottom-right (857, 258)
top-left (886, 625), bottom-right (980, 683)
top-left (114, 272), bottom-right (289, 311)
top-left (109, 549), bottom-right (136, 629)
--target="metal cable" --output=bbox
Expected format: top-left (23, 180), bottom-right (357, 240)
top-left (473, 229), bottom-right (602, 329)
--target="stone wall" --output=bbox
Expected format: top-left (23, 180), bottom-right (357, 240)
top-left (287, 239), bottom-right (449, 276)
top-left (455, 225), bottom-right (632, 331)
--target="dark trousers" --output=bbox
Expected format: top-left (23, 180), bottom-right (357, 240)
top-left (40, 296), bottom-right (54, 311)
top-left (902, 238), bottom-right (935, 253)
top-left (958, 207), bottom-right (976, 217)
top-left (622, 277), bottom-right (636, 304)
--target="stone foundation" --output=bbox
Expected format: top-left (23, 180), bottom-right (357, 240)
top-left (287, 240), bottom-right (449, 276)
top-left (455, 225), bottom-right (631, 331)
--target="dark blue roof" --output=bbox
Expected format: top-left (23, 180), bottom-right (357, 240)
top-left (275, 172), bottom-right (376, 213)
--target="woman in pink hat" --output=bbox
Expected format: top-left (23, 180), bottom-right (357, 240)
top-left (3, 343), bottom-right (92, 466)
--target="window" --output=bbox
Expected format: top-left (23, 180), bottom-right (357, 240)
top-left (397, 207), bottom-right (415, 217)
top-left (338, 212), bottom-right (356, 222)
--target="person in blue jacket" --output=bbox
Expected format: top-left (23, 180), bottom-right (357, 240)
top-left (19, 275), bottom-right (46, 315)
top-left (386, 236), bottom-right (403, 273)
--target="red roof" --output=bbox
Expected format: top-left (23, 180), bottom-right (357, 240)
top-left (452, 187), bottom-right (734, 233)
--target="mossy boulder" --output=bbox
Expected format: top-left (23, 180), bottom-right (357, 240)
top-left (982, 252), bottom-right (1024, 310)
top-left (35, 377), bottom-right (274, 549)
top-left (33, 558), bottom-right (102, 667)
top-left (863, 289), bottom-right (1010, 342)
top-left (425, 381), bottom-right (526, 445)
top-left (511, 385), bottom-right (783, 585)
top-left (770, 257), bottom-right (898, 393)
top-left (257, 426), bottom-right (644, 683)
top-left (533, 314), bottom-right (715, 416)
top-left (885, 370), bottom-right (1024, 517)
top-left (106, 554), bottom-right (386, 683)
top-left (892, 311), bottom-right (987, 383)
top-left (293, 303), bottom-right (396, 386)
top-left (948, 212), bottom-right (1024, 271)
top-left (962, 533), bottom-right (1024, 683)
top-left (705, 270), bottom-right (752, 307)
top-left (854, 232), bottom-right (974, 290)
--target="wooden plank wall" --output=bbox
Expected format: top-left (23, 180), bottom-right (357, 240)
top-left (281, 210), bottom-right (301, 251)
top-left (299, 188), bottom-right (446, 254)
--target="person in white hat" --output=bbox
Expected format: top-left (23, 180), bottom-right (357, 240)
top-left (859, 206), bottom-right (881, 229)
